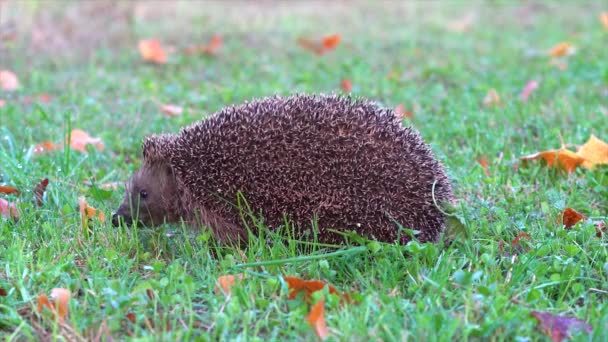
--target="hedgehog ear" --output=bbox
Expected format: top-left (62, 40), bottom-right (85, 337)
top-left (142, 134), bottom-right (174, 164)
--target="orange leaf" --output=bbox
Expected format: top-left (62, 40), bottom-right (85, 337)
top-left (138, 39), bottom-right (167, 64)
top-left (160, 104), bottom-right (183, 117)
top-left (215, 274), bottom-right (245, 295)
top-left (600, 12), bottom-right (608, 29)
top-left (51, 288), bottom-right (70, 323)
top-left (576, 134), bottom-right (608, 169)
top-left (79, 196), bottom-right (105, 229)
top-left (341, 79), bottom-right (352, 92)
top-left (0, 185), bottom-right (19, 195)
top-left (560, 207), bottom-right (587, 229)
top-left (284, 276), bottom-right (338, 300)
top-left (307, 299), bottom-right (329, 340)
top-left (37, 288), bottom-right (71, 323)
top-left (0, 70), bottom-right (19, 91)
top-left (549, 42), bottom-right (574, 57)
top-left (511, 232), bottom-right (530, 247)
top-left (520, 149), bottom-right (585, 173)
top-left (69, 129), bottom-right (104, 153)
top-left (201, 35), bottom-right (222, 55)
top-left (394, 104), bottom-right (413, 119)
top-left (322, 34), bottom-right (341, 50)
top-left (483, 88), bottom-right (501, 108)
top-left (477, 156), bottom-right (490, 176)
top-left (34, 141), bottom-right (60, 155)
top-left (297, 37), bottom-right (324, 55)
top-left (0, 198), bottom-right (18, 220)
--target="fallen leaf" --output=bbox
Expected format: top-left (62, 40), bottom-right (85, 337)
top-left (600, 12), bottom-right (608, 29)
top-left (322, 34), bottom-right (341, 50)
top-left (0, 185), bottom-right (19, 195)
top-left (341, 79), bottom-right (352, 92)
top-left (69, 129), bottom-right (104, 153)
top-left (560, 207), bottom-right (587, 229)
top-left (0, 288), bottom-right (7, 296)
top-left (307, 299), bottom-right (329, 340)
top-left (576, 134), bottom-right (608, 169)
top-left (34, 141), bottom-right (60, 155)
top-left (520, 80), bottom-right (539, 102)
top-left (201, 35), bottom-right (222, 54)
top-left (79, 196), bottom-right (105, 229)
top-left (34, 178), bottom-right (49, 207)
top-left (215, 274), bottom-right (245, 296)
top-left (477, 156), bottom-right (490, 176)
top-left (138, 39), bottom-right (167, 64)
top-left (37, 288), bottom-right (71, 323)
top-left (146, 288), bottom-right (155, 300)
top-left (483, 88), bottom-right (501, 108)
top-left (0, 70), bottom-right (19, 91)
top-left (511, 232), bottom-right (530, 247)
top-left (520, 149), bottom-right (585, 173)
top-left (394, 104), bottom-right (413, 119)
top-left (0, 198), bottom-right (18, 219)
top-left (160, 104), bottom-right (183, 117)
top-left (531, 311), bottom-right (592, 342)
top-left (298, 34), bottom-right (341, 55)
top-left (595, 221), bottom-right (607, 238)
top-left (284, 276), bottom-right (339, 300)
top-left (126, 313), bottom-right (136, 323)
top-left (549, 42), bottom-right (574, 57)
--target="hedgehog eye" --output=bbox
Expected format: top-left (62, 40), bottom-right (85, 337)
top-left (139, 190), bottom-right (148, 199)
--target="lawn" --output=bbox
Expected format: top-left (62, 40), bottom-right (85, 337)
top-left (1, 1), bottom-right (607, 340)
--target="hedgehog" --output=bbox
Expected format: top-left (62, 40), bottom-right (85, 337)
top-left (111, 94), bottom-right (453, 245)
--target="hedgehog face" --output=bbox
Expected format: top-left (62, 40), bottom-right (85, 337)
top-left (112, 161), bottom-right (179, 228)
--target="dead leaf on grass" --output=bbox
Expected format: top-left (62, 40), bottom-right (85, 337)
top-left (531, 311), bottom-right (592, 342)
top-left (69, 129), bottom-right (104, 153)
top-left (520, 149), bottom-right (585, 174)
top-left (549, 42), bottom-right (575, 57)
top-left (307, 299), bottom-right (329, 340)
top-left (577, 134), bottom-right (608, 170)
top-left (160, 104), bottom-right (183, 117)
top-left (0, 198), bottom-right (18, 220)
top-left (340, 79), bottom-right (352, 92)
top-left (138, 39), bottom-right (167, 64)
top-left (215, 274), bottom-right (245, 296)
top-left (34, 178), bottom-right (49, 207)
top-left (483, 88), bottom-right (501, 108)
top-left (78, 196), bottom-right (105, 229)
top-left (37, 288), bottom-right (71, 323)
top-left (601, 12), bottom-right (608, 29)
top-left (0, 185), bottom-right (19, 195)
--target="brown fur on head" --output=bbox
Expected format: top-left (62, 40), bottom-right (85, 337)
top-left (112, 134), bottom-right (181, 227)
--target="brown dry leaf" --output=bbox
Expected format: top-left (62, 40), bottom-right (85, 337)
top-left (0, 288), bottom-right (7, 296)
top-left (0, 70), bottom-right (19, 91)
top-left (138, 39), bottom-right (167, 64)
top-left (602, 12), bottom-right (608, 29)
top-left (0, 185), bottom-right (19, 195)
top-left (37, 288), bottom-right (71, 323)
top-left (520, 149), bottom-right (585, 173)
top-left (549, 42), bottom-right (574, 57)
top-left (160, 104), bottom-right (183, 117)
top-left (126, 313), bottom-right (136, 323)
top-left (560, 207), bottom-right (587, 229)
top-left (307, 299), bottom-right (329, 340)
top-left (394, 104), bottom-right (413, 119)
top-left (34, 141), bottom-right (60, 155)
top-left (511, 232), bottom-right (530, 247)
top-left (531, 311), bottom-right (592, 342)
top-left (576, 134), bottom-right (608, 169)
top-left (79, 196), bottom-right (105, 229)
top-left (595, 221), bottom-right (607, 238)
top-left (477, 156), bottom-right (490, 176)
top-left (341, 79), bottom-right (352, 93)
top-left (215, 274), bottom-right (245, 296)
top-left (483, 88), bottom-right (501, 108)
top-left (0, 198), bottom-right (18, 220)
top-left (284, 276), bottom-right (339, 300)
top-left (69, 129), bottom-right (104, 154)
top-left (34, 178), bottom-right (49, 207)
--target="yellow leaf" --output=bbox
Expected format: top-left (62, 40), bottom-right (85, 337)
top-left (576, 134), bottom-right (608, 169)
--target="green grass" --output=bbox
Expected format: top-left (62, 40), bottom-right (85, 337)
top-left (1, 1), bottom-right (608, 340)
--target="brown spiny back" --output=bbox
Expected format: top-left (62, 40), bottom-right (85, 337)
top-left (168, 94), bottom-right (453, 244)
